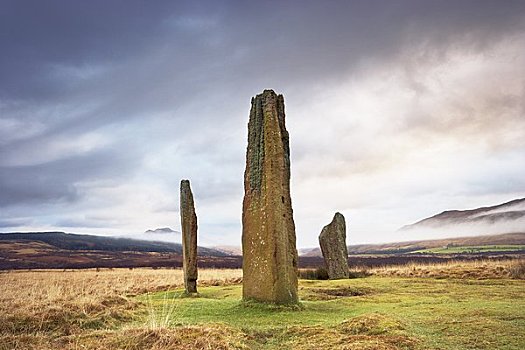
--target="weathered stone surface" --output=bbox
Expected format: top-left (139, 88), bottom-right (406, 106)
top-left (180, 179), bottom-right (198, 294)
top-left (242, 89), bottom-right (298, 304)
top-left (319, 213), bottom-right (350, 279)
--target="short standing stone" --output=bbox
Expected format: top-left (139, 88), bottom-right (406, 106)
top-left (180, 179), bottom-right (198, 293)
top-left (242, 89), bottom-right (299, 304)
top-left (319, 212), bottom-right (350, 279)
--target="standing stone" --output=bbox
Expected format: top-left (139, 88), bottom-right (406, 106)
top-left (180, 179), bottom-right (198, 294)
top-left (242, 89), bottom-right (298, 304)
top-left (319, 212), bottom-right (350, 279)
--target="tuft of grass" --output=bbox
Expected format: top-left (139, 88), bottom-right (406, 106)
top-left (339, 313), bottom-right (405, 336)
top-left (348, 268), bottom-right (372, 278)
top-left (145, 292), bottom-right (180, 329)
top-left (508, 259), bottom-right (525, 279)
top-left (299, 267), bottom-right (372, 280)
top-left (298, 267), bottom-right (329, 280)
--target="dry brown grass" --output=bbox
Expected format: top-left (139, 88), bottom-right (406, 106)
top-left (366, 258), bottom-right (524, 279)
top-left (508, 259), bottom-right (525, 279)
top-left (273, 313), bottom-right (418, 350)
top-left (1, 325), bottom-right (248, 350)
top-left (0, 268), bottom-right (242, 304)
top-left (283, 321), bottom-right (418, 350)
top-left (300, 259), bottom-right (525, 281)
top-left (0, 268), bottom-right (242, 347)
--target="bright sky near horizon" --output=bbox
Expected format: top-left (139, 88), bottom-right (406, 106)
top-left (1, 1), bottom-right (524, 247)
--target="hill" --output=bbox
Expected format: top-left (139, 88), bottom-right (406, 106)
top-left (0, 231), bottom-right (237, 270)
top-left (0, 231), bottom-right (224, 255)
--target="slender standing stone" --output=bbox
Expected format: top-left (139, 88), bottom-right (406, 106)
top-left (242, 89), bottom-right (298, 304)
top-left (319, 212), bottom-right (350, 279)
top-left (180, 179), bottom-right (198, 294)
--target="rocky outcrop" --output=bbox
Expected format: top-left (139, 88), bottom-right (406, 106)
top-left (319, 213), bottom-right (350, 279)
top-left (242, 89), bottom-right (298, 304)
top-left (180, 179), bottom-right (198, 294)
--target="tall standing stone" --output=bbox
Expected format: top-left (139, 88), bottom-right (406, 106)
top-left (242, 89), bottom-right (298, 304)
top-left (319, 212), bottom-right (350, 279)
top-left (180, 179), bottom-right (198, 294)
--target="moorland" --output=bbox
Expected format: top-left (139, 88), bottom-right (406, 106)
top-left (1, 259), bottom-right (524, 350)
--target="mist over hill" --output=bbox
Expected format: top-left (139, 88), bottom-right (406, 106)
top-left (399, 198), bottom-right (525, 238)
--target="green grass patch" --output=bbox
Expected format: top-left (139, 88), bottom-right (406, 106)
top-left (139, 277), bottom-right (525, 349)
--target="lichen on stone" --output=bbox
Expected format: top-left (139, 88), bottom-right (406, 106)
top-left (247, 95), bottom-right (265, 193)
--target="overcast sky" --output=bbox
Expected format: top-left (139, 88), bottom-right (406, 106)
top-left (1, 0), bottom-right (524, 247)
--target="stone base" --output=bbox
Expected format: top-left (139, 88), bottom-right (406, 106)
top-left (185, 279), bottom-right (197, 294)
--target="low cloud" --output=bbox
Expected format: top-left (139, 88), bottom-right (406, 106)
top-left (400, 217), bottom-right (525, 243)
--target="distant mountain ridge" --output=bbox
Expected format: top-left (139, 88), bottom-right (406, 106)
top-left (401, 198), bottom-right (525, 230)
top-left (0, 231), bottom-right (226, 256)
top-left (144, 227), bottom-right (180, 234)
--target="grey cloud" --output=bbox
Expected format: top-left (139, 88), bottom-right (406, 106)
top-left (3, 1), bottom-right (524, 101)
top-left (0, 1), bottom-right (183, 100)
top-left (0, 166), bottom-right (79, 207)
top-left (2, 0), bottom-right (523, 148)
top-left (215, 1), bottom-right (525, 85)
top-left (0, 218), bottom-right (28, 228)
top-left (0, 146), bottom-right (138, 207)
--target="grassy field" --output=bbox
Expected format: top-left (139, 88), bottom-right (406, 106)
top-left (1, 260), bottom-right (524, 349)
top-left (412, 245), bottom-right (525, 254)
